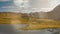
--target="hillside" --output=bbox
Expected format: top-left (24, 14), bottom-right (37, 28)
top-left (47, 4), bottom-right (60, 20)
top-left (0, 12), bottom-right (21, 24)
top-left (0, 12), bottom-right (31, 24)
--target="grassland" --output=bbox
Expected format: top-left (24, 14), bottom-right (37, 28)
top-left (20, 19), bottom-right (60, 30)
top-left (0, 12), bottom-right (60, 30)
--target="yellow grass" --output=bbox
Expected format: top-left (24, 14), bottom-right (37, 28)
top-left (0, 12), bottom-right (60, 30)
top-left (20, 19), bottom-right (60, 30)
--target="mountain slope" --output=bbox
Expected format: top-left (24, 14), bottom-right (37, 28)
top-left (48, 4), bottom-right (60, 20)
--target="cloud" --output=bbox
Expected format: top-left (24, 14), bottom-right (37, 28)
top-left (0, 5), bottom-right (21, 12)
top-left (0, 0), bottom-right (21, 12)
top-left (29, 0), bottom-right (60, 9)
top-left (40, 8), bottom-right (53, 12)
top-left (0, 0), bottom-right (60, 13)
top-left (29, 0), bottom-right (50, 8)
top-left (14, 0), bottom-right (30, 8)
top-left (0, 0), bottom-right (10, 2)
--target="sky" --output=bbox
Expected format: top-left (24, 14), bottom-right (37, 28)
top-left (0, 0), bottom-right (60, 13)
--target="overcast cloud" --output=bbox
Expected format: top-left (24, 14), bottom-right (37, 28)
top-left (0, 0), bottom-right (11, 2)
top-left (0, 0), bottom-right (60, 13)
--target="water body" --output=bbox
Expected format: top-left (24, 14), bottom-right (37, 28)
top-left (0, 24), bottom-right (59, 34)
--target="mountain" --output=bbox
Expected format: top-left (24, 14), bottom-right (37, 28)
top-left (28, 4), bottom-right (60, 20)
top-left (48, 4), bottom-right (60, 20)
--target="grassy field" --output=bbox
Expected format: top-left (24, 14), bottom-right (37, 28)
top-left (20, 19), bottom-right (60, 30)
top-left (0, 12), bottom-right (60, 30)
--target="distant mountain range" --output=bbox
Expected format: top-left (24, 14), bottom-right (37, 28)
top-left (29, 4), bottom-right (60, 20)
